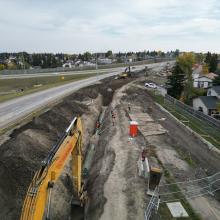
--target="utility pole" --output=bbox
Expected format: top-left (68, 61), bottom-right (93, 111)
top-left (96, 53), bottom-right (98, 79)
top-left (22, 52), bottom-right (26, 74)
top-left (96, 53), bottom-right (98, 70)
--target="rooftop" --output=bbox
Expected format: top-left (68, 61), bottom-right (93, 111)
top-left (212, 86), bottom-right (220, 95)
top-left (197, 96), bottom-right (218, 109)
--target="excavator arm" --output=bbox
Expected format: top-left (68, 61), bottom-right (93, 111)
top-left (20, 117), bottom-right (86, 220)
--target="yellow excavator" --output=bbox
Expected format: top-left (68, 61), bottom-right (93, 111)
top-left (20, 117), bottom-right (87, 220)
top-left (118, 66), bottom-right (131, 79)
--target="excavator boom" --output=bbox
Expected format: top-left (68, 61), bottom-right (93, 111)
top-left (20, 117), bottom-right (85, 220)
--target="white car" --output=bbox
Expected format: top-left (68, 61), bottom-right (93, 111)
top-left (145, 82), bottom-right (157, 88)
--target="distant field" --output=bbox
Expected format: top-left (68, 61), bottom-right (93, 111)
top-left (0, 73), bottom-right (99, 102)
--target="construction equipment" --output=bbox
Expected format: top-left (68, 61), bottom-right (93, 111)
top-left (20, 117), bottom-right (86, 220)
top-left (147, 167), bottom-right (162, 196)
top-left (118, 66), bottom-right (131, 79)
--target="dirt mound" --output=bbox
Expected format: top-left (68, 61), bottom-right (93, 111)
top-left (0, 76), bottom-right (135, 220)
top-left (0, 99), bottom-right (89, 219)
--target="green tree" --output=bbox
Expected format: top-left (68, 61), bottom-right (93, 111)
top-left (195, 53), bottom-right (204, 64)
top-left (174, 49), bottom-right (180, 57)
top-left (83, 52), bottom-right (92, 61)
top-left (106, 50), bottom-right (113, 58)
top-left (205, 52), bottom-right (218, 72)
top-left (167, 64), bottom-right (185, 99)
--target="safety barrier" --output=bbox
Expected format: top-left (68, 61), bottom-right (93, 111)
top-left (164, 94), bottom-right (220, 129)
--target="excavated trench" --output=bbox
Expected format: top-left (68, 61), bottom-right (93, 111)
top-left (0, 76), bottom-right (135, 220)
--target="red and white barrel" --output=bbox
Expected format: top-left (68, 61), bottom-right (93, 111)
top-left (129, 121), bottom-right (138, 137)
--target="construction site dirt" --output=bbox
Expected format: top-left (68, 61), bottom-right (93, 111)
top-left (0, 70), bottom-right (220, 220)
top-left (0, 76), bottom-right (135, 220)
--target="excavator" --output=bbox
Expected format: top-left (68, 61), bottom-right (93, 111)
top-left (118, 66), bottom-right (131, 79)
top-left (20, 117), bottom-right (87, 220)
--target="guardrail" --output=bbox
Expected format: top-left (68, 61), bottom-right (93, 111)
top-left (164, 94), bottom-right (220, 129)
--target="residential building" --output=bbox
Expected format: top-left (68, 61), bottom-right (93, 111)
top-left (98, 58), bottom-right (112, 64)
top-left (193, 76), bottom-right (213, 88)
top-left (192, 64), bottom-right (203, 80)
top-left (97, 53), bottom-right (106, 59)
top-left (62, 60), bottom-right (74, 68)
top-left (207, 86), bottom-right (220, 99)
top-left (192, 64), bottom-right (217, 88)
top-left (192, 96), bottom-right (218, 115)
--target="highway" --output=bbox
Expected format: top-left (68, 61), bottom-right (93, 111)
top-left (0, 64), bottom-right (148, 79)
top-left (0, 62), bottom-right (167, 130)
top-left (0, 68), bottom-right (116, 79)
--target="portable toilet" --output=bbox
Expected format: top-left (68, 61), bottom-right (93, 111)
top-left (130, 121), bottom-right (138, 137)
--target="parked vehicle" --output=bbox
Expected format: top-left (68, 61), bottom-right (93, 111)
top-left (145, 82), bottom-right (157, 88)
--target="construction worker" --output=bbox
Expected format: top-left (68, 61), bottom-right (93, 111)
top-left (141, 149), bottom-right (147, 162)
top-left (128, 103), bottom-right (131, 112)
top-left (111, 110), bottom-right (116, 126)
top-left (96, 120), bottom-right (101, 130)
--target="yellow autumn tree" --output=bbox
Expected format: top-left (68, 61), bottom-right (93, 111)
top-left (202, 64), bottom-right (209, 74)
top-left (0, 64), bottom-right (5, 71)
top-left (177, 52), bottom-right (196, 104)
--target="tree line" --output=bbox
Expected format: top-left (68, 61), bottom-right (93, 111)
top-left (0, 49), bottom-right (178, 70)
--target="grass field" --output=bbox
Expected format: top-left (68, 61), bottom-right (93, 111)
top-left (151, 91), bottom-right (220, 149)
top-left (0, 72), bottom-right (100, 102)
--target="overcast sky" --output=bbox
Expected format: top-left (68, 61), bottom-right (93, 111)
top-left (1, 0), bottom-right (220, 53)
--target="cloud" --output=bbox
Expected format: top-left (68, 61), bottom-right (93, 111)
top-left (0, 0), bottom-right (220, 52)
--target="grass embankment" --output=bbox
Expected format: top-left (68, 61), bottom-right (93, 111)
top-left (0, 73), bottom-right (99, 103)
top-left (151, 91), bottom-right (220, 149)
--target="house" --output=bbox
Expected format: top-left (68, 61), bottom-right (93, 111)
top-left (62, 60), bottom-right (74, 68)
top-left (192, 64), bottom-right (203, 80)
top-left (193, 76), bottom-right (213, 88)
top-left (192, 64), bottom-right (217, 88)
top-left (83, 61), bottom-right (96, 67)
top-left (207, 86), bottom-right (220, 99)
top-left (192, 96), bottom-right (219, 115)
top-left (97, 53), bottom-right (106, 59)
top-left (6, 56), bottom-right (17, 64)
top-left (97, 58), bottom-right (112, 64)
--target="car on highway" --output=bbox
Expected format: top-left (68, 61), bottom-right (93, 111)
top-left (145, 82), bottom-right (157, 88)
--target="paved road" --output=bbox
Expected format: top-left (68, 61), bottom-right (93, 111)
top-left (0, 68), bottom-right (116, 79)
top-left (0, 65), bottom-right (146, 79)
top-left (0, 62), bottom-right (167, 130)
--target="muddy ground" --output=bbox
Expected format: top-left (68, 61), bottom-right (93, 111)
top-left (123, 85), bottom-right (220, 219)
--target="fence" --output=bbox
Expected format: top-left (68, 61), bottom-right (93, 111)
top-left (164, 94), bottom-right (220, 129)
top-left (0, 58), bottom-right (174, 75)
top-left (144, 187), bottom-right (160, 220)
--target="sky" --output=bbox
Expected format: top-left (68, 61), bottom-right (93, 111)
top-left (0, 0), bottom-right (220, 53)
